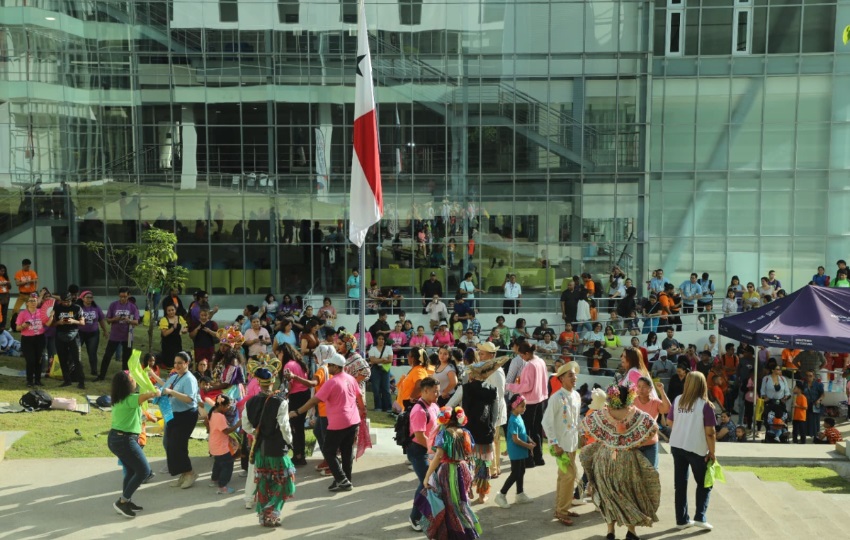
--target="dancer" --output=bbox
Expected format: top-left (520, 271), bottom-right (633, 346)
top-left (107, 371), bottom-right (160, 518)
top-left (243, 366), bottom-right (296, 527)
top-left (415, 406), bottom-right (482, 539)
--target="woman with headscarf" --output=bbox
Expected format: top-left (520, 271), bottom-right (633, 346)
top-left (334, 330), bottom-right (372, 458)
top-left (581, 383), bottom-right (660, 540)
top-left (242, 366), bottom-right (295, 528)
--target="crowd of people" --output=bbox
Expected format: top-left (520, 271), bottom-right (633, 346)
top-left (3, 256), bottom-right (850, 537)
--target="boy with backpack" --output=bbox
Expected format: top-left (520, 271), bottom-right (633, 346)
top-left (403, 376), bottom-right (441, 533)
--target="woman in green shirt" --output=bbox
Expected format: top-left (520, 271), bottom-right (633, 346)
top-left (107, 371), bottom-right (160, 518)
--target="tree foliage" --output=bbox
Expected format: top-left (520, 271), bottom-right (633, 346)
top-left (85, 228), bottom-right (189, 352)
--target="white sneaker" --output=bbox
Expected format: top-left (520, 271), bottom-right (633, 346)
top-left (494, 493), bottom-right (511, 508)
top-left (692, 521), bottom-right (713, 531)
top-left (408, 516), bottom-right (422, 532)
top-left (238, 470), bottom-right (248, 477)
top-left (677, 521), bottom-right (695, 530)
top-left (244, 500), bottom-right (253, 510)
top-left (515, 493), bottom-right (532, 505)
top-left (208, 481), bottom-right (218, 487)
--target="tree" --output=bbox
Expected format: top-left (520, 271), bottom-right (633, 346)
top-left (85, 228), bottom-right (189, 352)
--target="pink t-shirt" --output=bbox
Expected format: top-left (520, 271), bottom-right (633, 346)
top-left (284, 360), bottom-right (309, 395)
top-left (409, 335), bottom-right (432, 348)
top-left (208, 412), bottom-right (231, 457)
top-left (634, 397), bottom-right (662, 444)
top-left (408, 400), bottom-right (440, 448)
top-left (315, 371), bottom-right (361, 430)
top-left (506, 356), bottom-right (549, 405)
top-left (16, 309), bottom-right (47, 336)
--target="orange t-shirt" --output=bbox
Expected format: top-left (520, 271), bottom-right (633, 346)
top-left (0, 275), bottom-right (10, 294)
top-left (782, 349), bottom-right (801, 369)
top-left (15, 269), bottom-right (38, 294)
top-left (711, 386), bottom-right (725, 408)
top-left (584, 279), bottom-right (595, 295)
top-left (208, 411), bottom-right (231, 457)
top-left (314, 367), bottom-right (329, 417)
top-left (792, 394), bottom-right (807, 422)
top-left (558, 331), bottom-right (577, 348)
top-left (549, 374), bottom-right (562, 394)
top-left (397, 364), bottom-right (429, 407)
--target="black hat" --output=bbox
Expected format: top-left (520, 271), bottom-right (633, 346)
top-left (677, 359), bottom-right (691, 371)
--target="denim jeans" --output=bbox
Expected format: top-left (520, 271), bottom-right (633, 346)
top-left (79, 331), bottom-right (100, 375)
top-left (671, 446), bottom-right (712, 525)
top-left (407, 441), bottom-right (430, 523)
top-left (313, 415), bottom-right (328, 455)
top-left (638, 441), bottom-right (659, 469)
top-left (370, 367), bottom-right (392, 412)
top-left (211, 453), bottom-right (234, 488)
top-left (107, 429), bottom-right (151, 501)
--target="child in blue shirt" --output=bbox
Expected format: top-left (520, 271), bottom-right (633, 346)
top-left (494, 395), bottom-right (537, 508)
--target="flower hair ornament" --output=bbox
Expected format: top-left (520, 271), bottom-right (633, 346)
top-left (606, 382), bottom-right (636, 410)
top-left (436, 406), bottom-right (468, 427)
top-left (337, 330), bottom-right (358, 353)
top-left (216, 325), bottom-right (245, 348)
top-left (246, 353), bottom-right (282, 378)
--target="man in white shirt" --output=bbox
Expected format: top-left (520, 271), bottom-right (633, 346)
top-left (541, 361), bottom-right (582, 526)
top-left (503, 273), bottom-right (522, 315)
top-left (424, 295), bottom-right (449, 331)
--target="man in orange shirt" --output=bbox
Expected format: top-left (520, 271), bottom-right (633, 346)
top-left (781, 348), bottom-right (801, 370)
top-left (12, 258), bottom-right (38, 329)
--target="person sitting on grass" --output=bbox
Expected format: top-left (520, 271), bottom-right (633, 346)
top-left (813, 417), bottom-right (843, 445)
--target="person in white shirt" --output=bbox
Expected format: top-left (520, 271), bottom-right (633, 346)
top-left (424, 295), bottom-right (449, 331)
top-left (537, 332), bottom-right (559, 362)
top-left (667, 372), bottom-right (717, 532)
top-left (458, 272), bottom-right (484, 310)
top-left (502, 273), bottom-right (522, 315)
top-left (541, 361), bottom-right (582, 526)
top-left (367, 334), bottom-right (394, 412)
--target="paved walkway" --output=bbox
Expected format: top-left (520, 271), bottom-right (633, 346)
top-left (0, 444), bottom-right (828, 540)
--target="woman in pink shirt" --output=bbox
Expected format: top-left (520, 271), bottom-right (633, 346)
top-left (633, 376), bottom-right (671, 469)
top-left (505, 342), bottom-right (549, 466)
top-left (388, 320), bottom-right (408, 363)
top-left (432, 321), bottom-right (454, 348)
top-left (279, 343), bottom-right (316, 467)
top-left (16, 294), bottom-right (49, 387)
top-left (408, 325), bottom-right (433, 349)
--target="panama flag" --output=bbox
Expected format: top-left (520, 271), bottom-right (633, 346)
top-left (348, 0), bottom-right (383, 248)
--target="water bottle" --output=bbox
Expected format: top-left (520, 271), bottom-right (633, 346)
top-left (828, 378), bottom-right (833, 392)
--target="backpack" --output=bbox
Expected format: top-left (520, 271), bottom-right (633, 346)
top-left (393, 400), bottom-right (429, 451)
top-left (19, 389), bottom-right (53, 411)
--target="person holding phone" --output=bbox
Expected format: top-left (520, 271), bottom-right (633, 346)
top-left (159, 304), bottom-right (188, 369)
top-left (97, 287), bottom-right (140, 381)
top-left (51, 292), bottom-right (85, 389)
top-left (244, 315), bottom-right (271, 358)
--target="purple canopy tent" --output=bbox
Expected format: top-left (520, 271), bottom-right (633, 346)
top-left (718, 285), bottom-right (850, 352)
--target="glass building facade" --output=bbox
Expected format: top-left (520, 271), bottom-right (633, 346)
top-left (0, 0), bottom-right (847, 303)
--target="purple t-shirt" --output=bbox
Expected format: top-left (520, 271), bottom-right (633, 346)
top-left (79, 305), bottom-right (105, 333)
top-left (106, 300), bottom-right (139, 342)
top-left (666, 402), bottom-right (717, 426)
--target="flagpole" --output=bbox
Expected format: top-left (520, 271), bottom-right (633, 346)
top-left (359, 244), bottom-right (367, 356)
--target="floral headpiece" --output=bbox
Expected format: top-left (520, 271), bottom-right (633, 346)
top-left (436, 406), bottom-right (468, 426)
top-left (337, 330), bottom-right (357, 352)
top-left (606, 383), bottom-right (636, 409)
top-left (246, 353), bottom-right (282, 379)
top-left (216, 325), bottom-right (245, 348)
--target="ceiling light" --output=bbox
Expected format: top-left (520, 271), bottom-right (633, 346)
top-left (45, 16), bottom-right (56, 21)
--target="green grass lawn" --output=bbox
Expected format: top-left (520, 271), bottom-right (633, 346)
top-left (0, 326), bottom-right (325, 459)
top-left (725, 465), bottom-right (850, 494)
